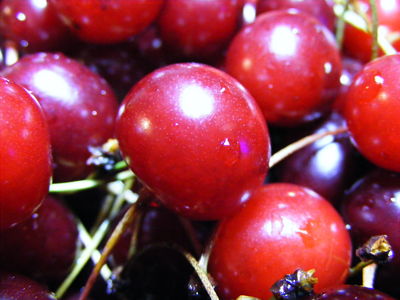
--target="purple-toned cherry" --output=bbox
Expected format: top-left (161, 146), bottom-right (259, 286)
top-left (310, 284), bottom-right (396, 299)
top-left (0, 195), bottom-right (78, 283)
top-left (0, 272), bottom-right (56, 299)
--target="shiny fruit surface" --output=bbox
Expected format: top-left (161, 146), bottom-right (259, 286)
top-left (0, 77), bottom-right (52, 230)
top-left (209, 183), bottom-right (352, 299)
top-left (1, 52), bottom-right (118, 181)
top-left (49, 0), bottom-right (164, 44)
top-left (226, 10), bottom-right (341, 126)
top-left (116, 63), bottom-right (270, 220)
top-left (345, 54), bottom-right (400, 172)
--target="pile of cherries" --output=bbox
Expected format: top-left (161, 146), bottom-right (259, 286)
top-left (0, 0), bottom-right (399, 299)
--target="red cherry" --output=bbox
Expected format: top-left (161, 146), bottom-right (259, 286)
top-left (0, 0), bottom-right (75, 53)
top-left (0, 195), bottom-right (78, 283)
top-left (225, 10), bottom-right (342, 126)
top-left (49, 0), bottom-right (164, 44)
top-left (0, 77), bottom-right (52, 230)
top-left (116, 63), bottom-right (270, 220)
top-left (1, 52), bottom-right (118, 181)
top-left (345, 54), bottom-right (400, 172)
top-left (343, 0), bottom-right (400, 63)
top-left (209, 183), bottom-right (352, 300)
top-left (257, 0), bottom-right (335, 31)
top-left (158, 0), bottom-right (242, 61)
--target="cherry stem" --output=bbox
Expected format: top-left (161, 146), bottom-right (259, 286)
top-left (335, 0), bottom-right (350, 49)
top-left (349, 259), bottom-right (374, 276)
top-left (369, 0), bottom-right (379, 60)
top-left (55, 220), bottom-right (110, 299)
top-left (78, 188), bottom-right (150, 300)
top-left (362, 262), bottom-right (378, 288)
top-left (178, 216), bottom-right (203, 257)
top-left (269, 126), bottom-right (348, 168)
top-left (49, 178), bottom-right (104, 194)
top-left (173, 245), bottom-right (220, 300)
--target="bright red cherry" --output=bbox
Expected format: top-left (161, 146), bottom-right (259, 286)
top-left (208, 183), bottom-right (352, 300)
top-left (1, 52), bottom-right (118, 181)
top-left (0, 77), bottom-right (52, 230)
top-left (157, 0), bottom-right (242, 61)
top-left (345, 54), bottom-right (400, 172)
top-left (0, 0), bottom-right (74, 52)
top-left (225, 10), bottom-right (342, 126)
top-left (49, 0), bottom-right (164, 44)
top-left (257, 0), bottom-right (335, 31)
top-left (343, 0), bottom-right (400, 63)
top-left (116, 63), bottom-right (270, 220)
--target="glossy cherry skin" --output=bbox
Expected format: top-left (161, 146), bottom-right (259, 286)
top-left (116, 63), bottom-right (270, 220)
top-left (1, 52), bottom-right (118, 181)
top-left (0, 77), bottom-right (52, 230)
top-left (341, 169), bottom-right (400, 272)
top-left (49, 0), bottom-right (164, 44)
top-left (271, 112), bottom-right (357, 207)
top-left (0, 0), bottom-right (75, 53)
top-left (343, 0), bottom-right (400, 63)
top-left (310, 285), bottom-right (395, 300)
top-left (345, 54), bottom-right (400, 172)
top-left (158, 0), bottom-right (242, 61)
top-left (0, 272), bottom-right (56, 300)
top-left (0, 195), bottom-right (78, 283)
top-left (257, 0), bottom-right (335, 31)
top-left (226, 10), bottom-right (341, 126)
top-left (208, 183), bottom-right (352, 300)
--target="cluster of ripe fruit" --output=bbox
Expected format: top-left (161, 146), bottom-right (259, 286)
top-left (0, 0), bottom-right (399, 299)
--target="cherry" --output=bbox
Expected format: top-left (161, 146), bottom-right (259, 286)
top-left (257, 0), bottom-right (335, 31)
top-left (208, 183), bottom-right (352, 300)
top-left (157, 0), bottom-right (242, 61)
top-left (116, 63), bottom-right (270, 220)
top-left (225, 10), bottom-right (342, 126)
top-left (49, 0), bottom-right (164, 44)
top-left (0, 0), bottom-right (75, 53)
top-left (343, 0), bottom-right (400, 63)
top-left (345, 54), bottom-right (400, 172)
top-left (0, 195), bottom-right (78, 283)
top-left (271, 112), bottom-right (357, 207)
top-left (341, 168), bottom-right (400, 272)
top-left (0, 77), bottom-right (51, 230)
top-left (1, 52), bottom-right (118, 181)
top-left (0, 272), bottom-right (56, 300)
top-left (310, 284), bottom-right (395, 299)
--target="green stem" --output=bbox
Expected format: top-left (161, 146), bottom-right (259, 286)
top-left (349, 259), bottom-right (374, 276)
top-left (49, 179), bottom-right (104, 193)
top-left (369, 0), bottom-right (379, 60)
top-left (335, 0), bottom-right (350, 49)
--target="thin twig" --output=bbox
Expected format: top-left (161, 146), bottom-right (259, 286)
top-left (369, 0), bottom-right (379, 60)
top-left (269, 126), bottom-right (347, 168)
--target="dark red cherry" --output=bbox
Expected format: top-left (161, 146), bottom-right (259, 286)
top-left (226, 10), bottom-right (341, 126)
top-left (345, 54), bottom-right (400, 172)
top-left (341, 169), bottom-right (400, 272)
top-left (1, 52), bottom-right (118, 181)
top-left (49, 0), bottom-right (164, 44)
top-left (0, 77), bottom-right (51, 230)
top-left (158, 0), bottom-right (242, 61)
top-left (271, 112), bottom-right (357, 207)
top-left (0, 0), bottom-right (75, 52)
top-left (343, 0), bottom-right (400, 63)
top-left (0, 195), bottom-right (78, 283)
top-left (208, 183), bottom-right (352, 300)
top-left (257, 0), bottom-right (335, 31)
top-left (0, 272), bottom-right (56, 300)
top-left (116, 63), bottom-right (270, 220)
top-left (311, 284), bottom-right (395, 299)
